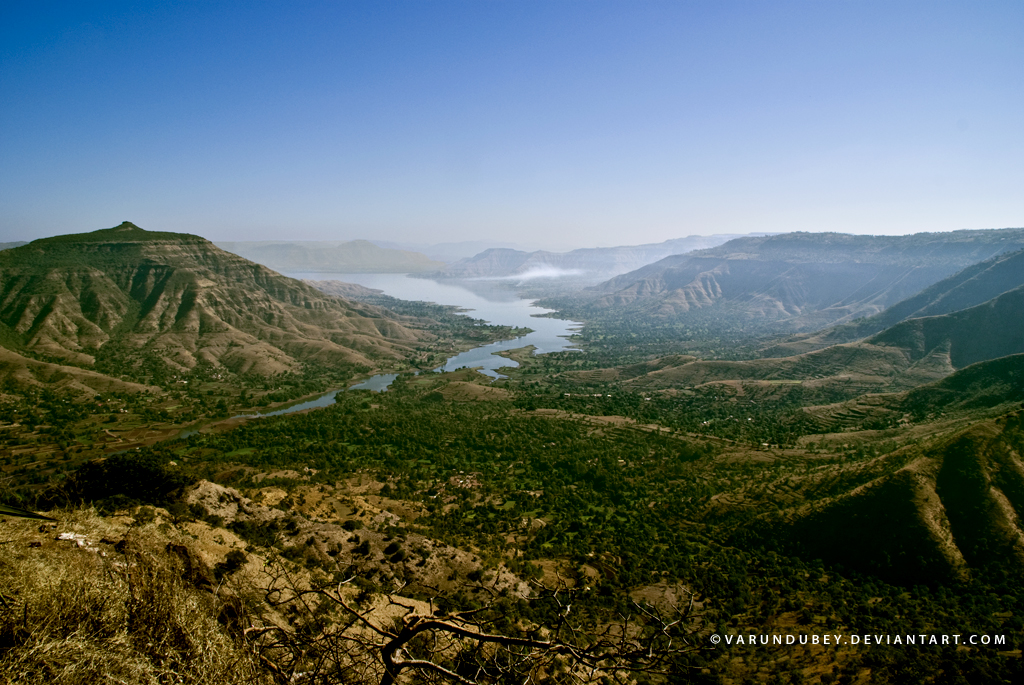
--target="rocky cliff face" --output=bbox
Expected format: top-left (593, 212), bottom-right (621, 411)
top-left (0, 223), bottom-right (432, 376)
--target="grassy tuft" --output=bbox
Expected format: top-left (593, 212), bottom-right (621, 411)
top-left (0, 510), bottom-right (268, 685)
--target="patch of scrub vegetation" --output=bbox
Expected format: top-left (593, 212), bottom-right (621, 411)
top-left (11, 369), bottom-right (1015, 682)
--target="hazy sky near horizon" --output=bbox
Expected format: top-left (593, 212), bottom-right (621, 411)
top-left (2, 1), bottom-right (1022, 249)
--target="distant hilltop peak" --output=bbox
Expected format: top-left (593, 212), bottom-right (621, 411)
top-left (30, 222), bottom-right (207, 246)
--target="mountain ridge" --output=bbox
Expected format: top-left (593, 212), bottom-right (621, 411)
top-left (573, 228), bottom-right (1024, 332)
top-left (763, 247), bottom-right (1024, 356)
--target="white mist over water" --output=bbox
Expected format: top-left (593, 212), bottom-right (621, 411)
top-left (469, 265), bottom-right (585, 282)
top-left (290, 272), bottom-right (581, 379)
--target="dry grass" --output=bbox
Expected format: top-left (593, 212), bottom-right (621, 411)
top-left (0, 510), bottom-right (269, 685)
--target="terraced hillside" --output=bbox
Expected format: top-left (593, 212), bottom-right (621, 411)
top-left (789, 354), bottom-right (1024, 437)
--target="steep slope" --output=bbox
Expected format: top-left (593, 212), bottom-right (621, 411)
top-left (0, 223), bottom-right (433, 378)
top-left (701, 405), bottom-right (1024, 585)
top-left (765, 248), bottom-right (1024, 356)
top-left (773, 409), bottom-right (1024, 584)
top-left (620, 286), bottom-right (1024, 396)
top-left (580, 229), bottom-right (1024, 331)
top-left (784, 460), bottom-right (970, 584)
top-left (866, 285), bottom-right (1024, 370)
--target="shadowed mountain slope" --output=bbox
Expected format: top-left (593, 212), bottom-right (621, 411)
top-left (764, 247), bottom-right (1024, 356)
top-left (616, 286), bottom-right (1023, 397)
top-left (0, 223), bottom-right (433, 378)
top-left (738, 409), bottom-right (1024, 584)
top-left (865, 284), bottom-right (1024, 370)
top-left (578, 229), bottom-right (1024, 332)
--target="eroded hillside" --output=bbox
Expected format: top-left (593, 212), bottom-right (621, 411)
top-left (0, 223), bottom-right (436, 378)
top-left (555, 229), bottom-right (1024, 334)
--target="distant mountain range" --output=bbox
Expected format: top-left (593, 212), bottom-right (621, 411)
top-left (218, 234), bottom-right (760, 281)
top-left (556, 230), bottom-right (1024, 417)
top-left (0, 223), bottom-right (433, 393)
top-left (423, 234), bottom-right (745, 282)
top-left (215, 240), bottom-right (445, 273)
top-left (571, 229), bottom-right (1024, 331)
top-left (369, 240), bottom-right (533, 263)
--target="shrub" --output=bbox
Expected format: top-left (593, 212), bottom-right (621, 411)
top-left (43, 450), bottom-right (196, 509)
top-left (214, 550), bottom-right (249, 581)
top-left (227, 519), bottom-right (280, 548)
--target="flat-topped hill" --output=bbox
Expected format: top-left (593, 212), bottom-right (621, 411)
top-left (0, 223), bottom-right (433, 383)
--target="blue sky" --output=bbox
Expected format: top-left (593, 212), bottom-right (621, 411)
top-left (1, 1), bottom-right (1021, 248)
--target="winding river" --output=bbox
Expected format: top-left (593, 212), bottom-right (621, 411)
top-left (235, 273), bottom-right (581, 418)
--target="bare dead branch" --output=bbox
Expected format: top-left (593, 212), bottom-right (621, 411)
top-left (246, 558), bottom-right (704, 685)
